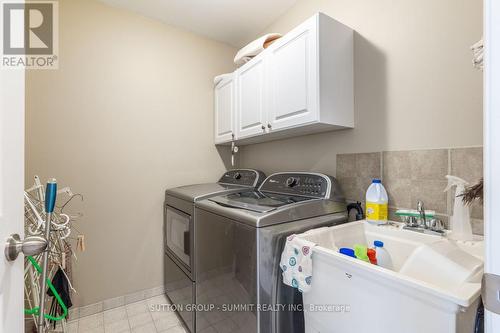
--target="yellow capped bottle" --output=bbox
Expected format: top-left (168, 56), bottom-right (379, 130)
top-left (365, 179), bottom-right (388, 225)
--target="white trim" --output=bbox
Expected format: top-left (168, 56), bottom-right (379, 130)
top-left (484, 0), bottom-right (500, 330)
top-left (69, 285), bottom-right (166, 320)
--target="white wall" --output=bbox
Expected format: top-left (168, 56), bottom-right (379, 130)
top-left (240, 0), bottom-right (483, 175)
top-left (484, 0), bottom-right (500, 329)
top-left (25, 0), bottom-right (235, 306)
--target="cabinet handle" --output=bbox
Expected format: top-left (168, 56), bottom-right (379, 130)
top-left (267, 124), bottom-right (272, 129)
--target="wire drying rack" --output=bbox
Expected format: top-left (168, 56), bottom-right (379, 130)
top-left (24, 176), bottom-right (84, 333)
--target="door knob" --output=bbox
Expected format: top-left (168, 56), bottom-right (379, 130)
top-left (5, 234), bottom-right (47, 261)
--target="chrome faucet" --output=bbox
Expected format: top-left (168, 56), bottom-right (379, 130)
top-left (417, 200), bottom-right (427, 229)
top-left (402, 200), bottom-right (445, 236)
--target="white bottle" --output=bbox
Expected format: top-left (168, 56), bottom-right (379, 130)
top-left (444, 175), bottom-right (473, 241)
top-left (374, 240), bottom-right (393, 270)
top-left (366, 179), bottom-right (388, 225)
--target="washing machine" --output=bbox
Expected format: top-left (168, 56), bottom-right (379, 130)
top-left (194, 172), bottom-right (348, 333)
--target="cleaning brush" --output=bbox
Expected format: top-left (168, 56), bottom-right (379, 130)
top-left (461, 178), bottom-right (483, 205)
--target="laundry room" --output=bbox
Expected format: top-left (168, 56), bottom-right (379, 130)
top-left (0, 0), bottom-right (496, 332)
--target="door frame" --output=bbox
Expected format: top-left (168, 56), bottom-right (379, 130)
top-left (484, 0), bottom-right (500, 331)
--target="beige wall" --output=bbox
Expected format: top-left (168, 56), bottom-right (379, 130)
top-left (240, 0), bottom-right (483, 175)
top-left (26, 0), bottom-right (235, 306)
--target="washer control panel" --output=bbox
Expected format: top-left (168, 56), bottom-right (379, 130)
top-left (218, 169), bottom-right (266, 187)
top-left (259, 173), bottom-right (331, 198)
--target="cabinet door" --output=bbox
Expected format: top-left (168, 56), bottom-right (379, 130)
top-left (236, 58), bottom-right (266, 139)
top-left (267, 20), bottom-right (318, 131)
top-left (214, 77), bottom-right (235, 144)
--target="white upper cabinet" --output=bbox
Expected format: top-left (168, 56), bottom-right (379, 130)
top-left (235, 58), bottom-right (267, 139)
top-left (214, 13), bottom-right (353, 145)
top-left (214, 75), bottom-right (235, 144)
top-left (267, 18), bottom-right (318, 131)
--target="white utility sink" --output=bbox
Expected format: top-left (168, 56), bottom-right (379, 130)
top-left (297, 220), bottom-right (484, 333)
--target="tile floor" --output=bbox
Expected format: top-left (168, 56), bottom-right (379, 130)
top-left (59, 294), bottom-right (187, 333)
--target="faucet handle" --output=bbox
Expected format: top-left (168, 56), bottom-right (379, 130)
top-left (407, 216), bottom-right (419, 227)
top-left (429, 218), bottom-right (444, 232)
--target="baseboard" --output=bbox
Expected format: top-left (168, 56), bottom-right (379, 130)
top-left (68, 285), bottom-right (165, 321)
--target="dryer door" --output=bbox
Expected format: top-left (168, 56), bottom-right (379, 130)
top-left (165, 206), bottom-right (192, 271)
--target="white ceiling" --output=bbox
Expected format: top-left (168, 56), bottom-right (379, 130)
top-left (98, 0), bottom-right (299, 47)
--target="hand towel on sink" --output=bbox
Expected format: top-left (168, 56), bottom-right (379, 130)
top-left (280, 234), bottom-right (315, 293)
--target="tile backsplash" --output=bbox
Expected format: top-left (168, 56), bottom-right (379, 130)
top-left (336, 147), bottom-right (483, 234)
